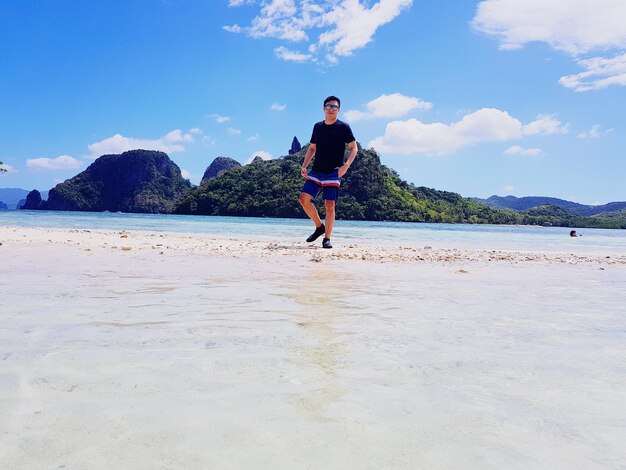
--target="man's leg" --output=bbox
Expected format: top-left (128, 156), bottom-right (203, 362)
top-left (299, 192), bottom-right (326, 242)
top-left (324, 199), bottom-right (336, 239)
top-left (299, 192), bottom-right (322, 227)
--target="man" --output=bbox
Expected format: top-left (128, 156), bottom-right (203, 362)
top-left (299, 96), bottom-right (358, 249)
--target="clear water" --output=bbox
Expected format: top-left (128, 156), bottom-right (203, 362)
top-left (2, 210), bottom-right (626, 467)
top-left (1, 209), bottom-right (625, 255)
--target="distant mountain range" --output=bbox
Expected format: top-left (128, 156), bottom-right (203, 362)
top-left (0, 188), bottom-right (49, 209)
top-left (472, 195), bottom-right (626, 216)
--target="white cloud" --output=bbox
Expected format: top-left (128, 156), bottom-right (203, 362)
top-left (27, 155), bottom-right (82, 170)
top-left (559, 53), bottom-right (626, 91)
top-left (226, 0), bottom-right (413, 63)
top-left (227, 128), bottom-right (242, 136)
top-left (208, 113), bottom-right (231, 124)
top-left (223, 24), bottom-right (242, 33)
top-left (503, 185), bottom-right (514, 193)
top-left (369, 108), bottom-right (566, 155)
top-left (522, 114), bottom-right (569, 135)
top-left (180, 168), bottom-right (191, 179)
top-left (86, 129), bottom-right (193, 159)
top-left (344, 93), bottom-right (432, 122)
top-left (228, 0), bottom-right (253, 6)
top-left (246, 150), bottom-right (273, 164)
top-left (472, 0), bottom-right (626, 54)
top-left (247, 133), bottom-right (261, 141)
top-left (577, 124), bottom-right (613, 139)
top-left (318, 0), bottom-right (413, 58)
top-left (472, 0), bottom-right (626, 91)
top-left (503, 145), bottom-right (543, 156)
top-left (270, 102), bottom-right (287, 111)
top-left (274, 46), bottom-right (312, 62)
top-left (189, 128), bottom-right (203, 134)
top-left (577, 124), bottom-right (601, 140)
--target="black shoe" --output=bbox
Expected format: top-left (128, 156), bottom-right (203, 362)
top-left (306, 224), bottom-right (326, 243)
top-left (322, 238), bottom-right (332, 249)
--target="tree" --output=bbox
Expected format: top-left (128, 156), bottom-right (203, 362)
top-left (0, 161), bottom-right (6, 173)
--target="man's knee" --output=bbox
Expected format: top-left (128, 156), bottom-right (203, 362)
top-left (299, 193), bottom-right (312, 206)
top-left (324, 200), bottom-right (336, 211)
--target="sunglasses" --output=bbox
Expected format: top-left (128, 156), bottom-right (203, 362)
top-left (324, 104), bottom-right (339, 111)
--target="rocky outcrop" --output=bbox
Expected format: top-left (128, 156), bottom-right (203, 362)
top-left (200, 157), bottom-right (241, 184)
top-left (289, 136), bottom-right (302, 155)
top-left (20, 189), bottom-right (47, 210)
top-left (45, 149), bottom-right (191, 213)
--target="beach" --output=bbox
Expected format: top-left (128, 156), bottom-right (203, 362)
top-left (1, 225), bottom-right (626, 469)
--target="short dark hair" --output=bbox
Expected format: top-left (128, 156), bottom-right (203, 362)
top-left (324, 96), bottom-right (341, 108)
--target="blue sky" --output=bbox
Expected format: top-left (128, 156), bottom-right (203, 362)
top-left (1, 0), bottom-right (625, 204)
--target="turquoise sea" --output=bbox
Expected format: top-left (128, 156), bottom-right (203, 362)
top-left (2, 209), bottom-right (625, 256)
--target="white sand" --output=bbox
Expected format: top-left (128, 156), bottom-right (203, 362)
top-left (1, 226), bottom-right (625, 469)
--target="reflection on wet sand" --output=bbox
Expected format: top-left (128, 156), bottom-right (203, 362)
top-left (287, 264), bottom-right (356, 422)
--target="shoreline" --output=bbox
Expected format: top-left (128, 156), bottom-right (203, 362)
top-left (2, 225), bottom-right (625, 265)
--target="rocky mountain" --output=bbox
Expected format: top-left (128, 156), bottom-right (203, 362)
top-left (288, 136), bottom-right (302, 155)
top-left (474, 195), bottom-right (626, 217)
top-left (41, 149), bottom-right (191, 213)
top-left (21, 189), bottom-right (47, 210)
top-left (200, 157), bottom-right (241, 184)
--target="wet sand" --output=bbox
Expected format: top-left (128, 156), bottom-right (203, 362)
top-left (1, 226), bottom-right (625, 469)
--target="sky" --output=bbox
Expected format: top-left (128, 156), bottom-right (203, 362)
top-left (1, 0), bottom-right (625, 205)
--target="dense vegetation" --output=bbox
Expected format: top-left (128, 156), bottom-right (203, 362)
top-left (176, 145), bottom-right (522, 224)
top-left (45, 150), bottom-right (191, 213)
top-left (12, 145), bottom-right (624, 228)
top-left (583, 210), bottom-right (626, 229)
top-left (475, 195), bottom-right (626, 217)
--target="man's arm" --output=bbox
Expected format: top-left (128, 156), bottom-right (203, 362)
top-left (301, 143), bottom-right (316, 178)
top-left (338, 141), bottom-right (357, 178)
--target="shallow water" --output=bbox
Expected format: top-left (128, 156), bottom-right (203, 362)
top-left (1, 242), bottom-right (625, 468)
top-left (2, 209), bottom-right (625, 255)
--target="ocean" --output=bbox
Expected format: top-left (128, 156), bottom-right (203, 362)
top-left (1, 209), bottom-right (625, 255)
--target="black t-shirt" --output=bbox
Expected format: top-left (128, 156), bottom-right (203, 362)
top-left (310, 120), bottom-right (356, 173)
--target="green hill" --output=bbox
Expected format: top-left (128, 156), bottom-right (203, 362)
top-left (474, 195), bottom-right (626, 217)
top-left (175, 145), bottom-right (520, 224)
top-left (582, 210), bottom-right (626, 229)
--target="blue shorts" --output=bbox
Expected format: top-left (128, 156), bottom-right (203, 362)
top-left (301, 170), bottom-right (341, 201)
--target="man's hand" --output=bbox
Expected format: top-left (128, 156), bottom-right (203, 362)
top-left (301, 167), bottom-right (308, 178)
top-left (338, 164), bottom-right (350, 178)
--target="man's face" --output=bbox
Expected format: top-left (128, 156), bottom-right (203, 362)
top-left (324, 101), bottom-right (340, 117)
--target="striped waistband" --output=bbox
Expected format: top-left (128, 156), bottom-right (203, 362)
top-left (306, 171), bottom-right (341, 188)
